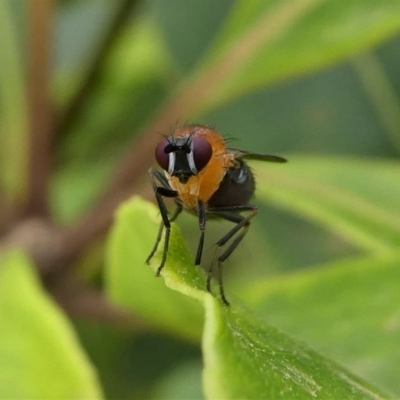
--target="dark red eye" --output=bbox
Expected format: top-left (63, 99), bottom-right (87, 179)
top-left (192, 137), bottom-right (212, 172)
top-left (155, 139), bottom-right (170, 170)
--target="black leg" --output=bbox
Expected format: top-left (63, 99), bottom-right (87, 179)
top-left (195, 200), bottom-right (206, 265)
top-left (206, 205), bottom-right (258, 305)
top-left (146, 220), bottom-right (164, 265)
top-left (205, 210), bottom-right (245, 296)
top-left (146, 205), bottom-right (182, 266)
top-left (215, 208), bottom-right (256, 249)
top-left (146, 168), bottom-right (179, 276)
top-left (217, 260), bottom-right (229, 306)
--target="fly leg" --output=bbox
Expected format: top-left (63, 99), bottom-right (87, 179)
top-left (146, 205), bottom-right (182, 271)
top-left (146, 168), bottom-right (180, 276)
top-left (195, 200), bottom-right (206, 265)
top-left (207, 205), bottom-right (258, 305)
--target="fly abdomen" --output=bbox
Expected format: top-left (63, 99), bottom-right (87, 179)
top-left (208, 159), bottom-right (255, 208)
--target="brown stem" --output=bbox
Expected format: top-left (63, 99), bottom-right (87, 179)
top-left (25, 0), bottom-right (55, 218)
top-left (55, 0), bottom-right (139, 139)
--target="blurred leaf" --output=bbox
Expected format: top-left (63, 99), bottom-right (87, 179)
top-left (50, 159), bottom-right (115, 224)
top-left (149, 0), bottom-right (233, 73)
top-left (0, 0), bottom-right (28, 200)
top-left (0, 251), bottom-right (103, 399)
top-left (352, 52), bottom-right (400, 154)
top-left (200, 0), bottom-right (400, 112)
top-left (255, 156), bottom-right (400, 253)
top-left (106, 198), bottom-right (387, 398)
top-left (51, 19), bottom-right (173, 224)
top-left (203, 296), bottom-right (386, 400)
top-left (238, 251), bottom-right (400, 397)
top-left (105, 197), bottom-right (204, 342)
top-left (56, 17), bottom-right (173, 162)
top-left (55, 1), bottom-right (118, 82)
top-left (152, 359), bottom-right (203, 400)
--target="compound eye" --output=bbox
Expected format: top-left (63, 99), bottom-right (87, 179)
top-left (155, 139), bottom-right (170, 170)
top-left (192, 137), bottom-right (212, 172)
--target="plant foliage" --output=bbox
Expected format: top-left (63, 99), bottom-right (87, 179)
top-left (1, 0), bottom-right (400, 398)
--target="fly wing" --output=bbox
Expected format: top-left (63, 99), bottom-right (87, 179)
top-left (228, 148), bottom-right (287, 163)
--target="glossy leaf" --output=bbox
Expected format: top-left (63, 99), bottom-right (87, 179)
top-left (238, 252), bottom-right (400, 397)
top-left (203, 296), bottom-right (386, 400)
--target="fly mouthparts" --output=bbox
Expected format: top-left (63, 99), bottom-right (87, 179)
top-left (177, 174), bottom-right (191, 184)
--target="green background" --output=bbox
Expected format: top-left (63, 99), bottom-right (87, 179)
top-left (1, 0), bottom-right (400, 398)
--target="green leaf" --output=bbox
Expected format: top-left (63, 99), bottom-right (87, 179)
top-left (105, 197), bottom-right (204, 342)
top-left (203, 296), bottom-right (386, 400)
top-left (199, 0), bottom-right (400, 111)
top-left (0, 251), bottom-right (103, 399)
top-left (238, 252), bottom-right (400, 397)
top-left (255, 156), bottom-right (400, 254)
top-left (106, 198), bottom-right (388, 398)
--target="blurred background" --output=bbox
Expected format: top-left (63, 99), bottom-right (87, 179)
top-left (1, 0), bottom-right (400, 398)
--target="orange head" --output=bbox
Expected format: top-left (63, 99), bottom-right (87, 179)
top-left (154, 125), bottom-right (234, 210)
